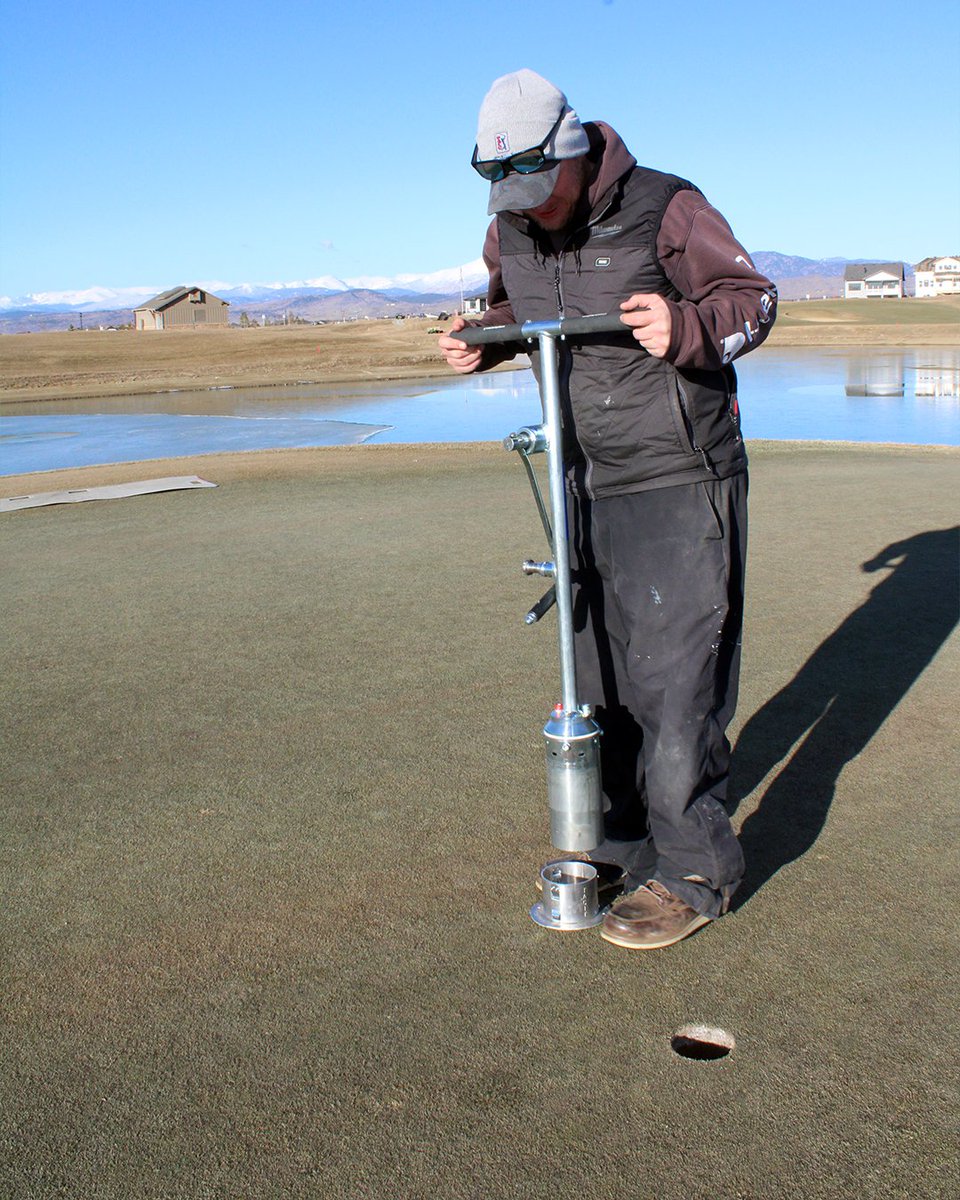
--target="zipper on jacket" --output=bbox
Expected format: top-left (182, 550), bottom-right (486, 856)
top-left (553, 189), bottom-right (615, 318)
top-left (554, 195), bottom-right (618, 499)
top-left (723, 367), bottom-right (743, 443)
top-left (677, 380), bottom-right (718, 476)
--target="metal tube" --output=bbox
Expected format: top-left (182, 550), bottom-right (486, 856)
top-left (538, 330), bottom-right (578, 714)
top-left (516, 446), bottom-right (553, 544)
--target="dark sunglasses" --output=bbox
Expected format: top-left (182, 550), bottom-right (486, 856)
top-left (471, 109), bottom-right (565, 182)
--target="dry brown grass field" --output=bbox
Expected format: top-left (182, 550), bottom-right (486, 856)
top-left (0, 318), bottom-right (457, 403)
top-left (1, 298), bottom-right (957, 403)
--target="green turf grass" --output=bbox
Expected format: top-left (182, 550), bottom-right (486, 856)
top-left (2, 443), bottom-right (958, 1199)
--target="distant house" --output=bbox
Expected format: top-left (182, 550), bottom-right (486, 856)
top-left (462, 295), bottom-right (488, 316)
top-left (134, 286), bottom-right (230, 330)
top-left (843, 263), bottom-right (905, 299)
top-left (914, 256), bottom-right (960, 297)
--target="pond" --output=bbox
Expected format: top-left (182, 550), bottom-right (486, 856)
top-left (1, 346), bottom-right (957, 476)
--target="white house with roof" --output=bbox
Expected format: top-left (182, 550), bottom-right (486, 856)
top-left (843, 263), bottom-right (905, 299)
top-left (462, 295), bottom-right (488, 316)
top-left (914, 256), bottom-right (960, 297)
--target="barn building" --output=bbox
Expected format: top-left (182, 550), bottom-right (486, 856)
top-left (134, 286), bottom-right (230, 330)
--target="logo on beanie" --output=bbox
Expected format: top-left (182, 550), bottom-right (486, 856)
top-left (495, 132), bottom-right (510, 156)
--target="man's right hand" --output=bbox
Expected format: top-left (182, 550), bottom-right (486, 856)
top-left (438, 316), bottom-right (483, 374)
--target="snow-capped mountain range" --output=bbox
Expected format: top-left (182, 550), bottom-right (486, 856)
top-left (0, 254), bottom-right (917, 330)
top-left (0, 260), bottom-right (491, 313)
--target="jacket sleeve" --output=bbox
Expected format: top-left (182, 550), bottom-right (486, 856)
top-left (481, 220), bottom-right (517, 326)
top-left (657, 190), bottom-right (777, 370)
top-left (469, 221), bottom-right (523, 370)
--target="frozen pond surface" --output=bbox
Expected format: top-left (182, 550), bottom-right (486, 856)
top-left (1, 346), bottom-right (957, 476)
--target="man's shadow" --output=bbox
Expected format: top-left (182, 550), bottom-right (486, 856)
top-left (729, 526), bottom-right (959, 909)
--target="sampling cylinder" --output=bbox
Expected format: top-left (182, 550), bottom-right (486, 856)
top-left (544, 703), bottom-right (603, 851)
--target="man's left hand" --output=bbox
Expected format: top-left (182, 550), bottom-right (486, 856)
top-left (619, 293), bottom-right (673, 358)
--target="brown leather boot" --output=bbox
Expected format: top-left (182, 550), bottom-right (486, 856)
top-left (600, 879), bottom-right (712, 950)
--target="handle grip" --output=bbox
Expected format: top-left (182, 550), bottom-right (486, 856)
top-left (453, 312), bottom-right (628, 346)
top-left (525, 586), bottom-right (557, 625)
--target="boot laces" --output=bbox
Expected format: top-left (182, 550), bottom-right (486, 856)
top-left (644, 880), bottom-right (677, 905)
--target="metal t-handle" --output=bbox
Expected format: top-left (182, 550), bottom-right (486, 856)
top-left (452, 312), bottom-right (629, 344)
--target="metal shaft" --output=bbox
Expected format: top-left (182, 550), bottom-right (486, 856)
top-left (538, 330), bottom-right (579, 714)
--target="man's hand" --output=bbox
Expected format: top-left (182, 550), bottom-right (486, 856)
top-left (619, 293), bottom-right (673, 358)
top-left (438, 316), bottom-right (483, 374)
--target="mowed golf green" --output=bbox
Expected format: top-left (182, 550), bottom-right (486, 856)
top-left (1, 441), bottom-right (957, 1198)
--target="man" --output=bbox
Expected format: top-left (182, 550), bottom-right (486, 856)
top-left (439, 69), bottom-right (777, 949)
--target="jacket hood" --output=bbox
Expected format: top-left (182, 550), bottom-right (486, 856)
top-left (585, 121), bottom-right (637, 216)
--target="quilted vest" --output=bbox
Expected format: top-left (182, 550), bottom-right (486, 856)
top-left (497, 165), bottom-right (748, 498)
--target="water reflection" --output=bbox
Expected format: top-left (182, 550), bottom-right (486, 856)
top-left (845, 357), bottom-right (904, 397)
top-left (1, 346), bottom-right (957, 476)
top-left (842, 350), bottom-right (960, 399)
top-left (915, 357), bottom-right (960, 397)
top-left (736, 346), bottom-right (958, 444)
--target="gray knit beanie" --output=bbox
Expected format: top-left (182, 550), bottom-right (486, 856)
top-left (475, 69), bottom-right (590, 215)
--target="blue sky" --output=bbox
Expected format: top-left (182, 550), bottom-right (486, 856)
top-left (1, 0), bottom-right (958, 297)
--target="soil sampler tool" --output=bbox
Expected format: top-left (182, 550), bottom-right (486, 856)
top-left (456, 313), bottom-right (628, 929)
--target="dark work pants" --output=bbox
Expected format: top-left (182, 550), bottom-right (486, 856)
top-left (570, 474), bottom-right (748, 917)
